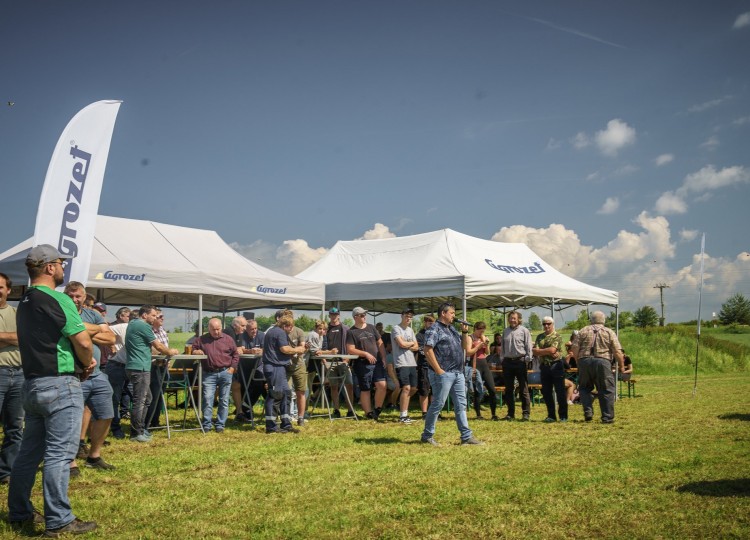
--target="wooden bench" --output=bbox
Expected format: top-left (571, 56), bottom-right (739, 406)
top-left (619, 378), bottom-right (638, 398)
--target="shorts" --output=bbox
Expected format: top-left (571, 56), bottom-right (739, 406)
top-left (81, 372), bottom-right (115, 420)
top-left (287, 357), bottom-right (307, 392)
top-left (417, 362), bottom-right (431, 397)
top-left (327, 362), bottom-right (353, 386)
top-left (353, 359), bottom-right (386, 392)
top-left (396, 366), bottom-right (418, 388)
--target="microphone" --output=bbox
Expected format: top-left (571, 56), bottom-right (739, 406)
top-left (456, 319), bottom-right (471, 326)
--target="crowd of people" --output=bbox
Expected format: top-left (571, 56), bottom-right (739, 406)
top-left (0, 244), bottom-right (632, 536)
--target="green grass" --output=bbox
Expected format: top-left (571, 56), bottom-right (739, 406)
top-left (2, 373), bottom-right (749, 539)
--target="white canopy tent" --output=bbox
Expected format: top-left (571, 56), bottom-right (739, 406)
top-left (0, 215), bottom-right (325, 312)
top-left (296, 228), bottom-right (617, 315)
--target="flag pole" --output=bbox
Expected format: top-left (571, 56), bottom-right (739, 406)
top-left (692, 233), bottom-right (705, 397)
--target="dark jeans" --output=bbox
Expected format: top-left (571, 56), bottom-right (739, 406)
top-left (473, 358), bottom-right (497, 417)
top-left (126, 370), bottom-right (151, 437)
top-left (502, 359), bottom-right (530, 418)
top-left (0, 366), bottom-right (25, 479)
top-left (540, 361), bottom-right (568, 420)
top-left (105, 361), bottom-right (128, 432)
top-left (263, 364), bottom-right (291, 431)
top-left (146, 363), bottom-right (167, 427)
top-left (578, 357), bottom-right (616, 422)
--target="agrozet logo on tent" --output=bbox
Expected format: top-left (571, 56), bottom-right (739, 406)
top-left (94, 271), bottom-right (146, 282)
top-left (485, 259), bottom-right (546, 274)
top-left (252, 285), bottom-right (287, 295)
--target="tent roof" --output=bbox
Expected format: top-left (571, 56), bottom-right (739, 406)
top-left (0, 215), bottom-right (325, 311)
top-left (296, 228), bottom-right (617, 313)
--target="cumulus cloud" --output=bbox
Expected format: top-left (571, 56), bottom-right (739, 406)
top-left (596, 197), bottom-right (620, 215)
top-left (733, 116), bottom-right (750, 126)
top-left (595, 119), bottom-right (636, 156)
top-left (679, 229), bottom-right (699, 242)
top-left (733, 12), bottom-right (750, 29)
top-left (357, 223), bottom-right (396, 240)
top-left (546, 138), bottom-right (562, 151)
top-left (655, 165), bottom-right (750, 215)
top-left (655, 153), bottom-right (674, 166)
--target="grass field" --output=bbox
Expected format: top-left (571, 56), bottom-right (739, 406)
top-left (1, 372), bottom-right (748, 539)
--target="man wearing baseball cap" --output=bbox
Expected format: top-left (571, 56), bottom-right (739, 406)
top-left (346, 307), bottom-right (387, 420)
top-left (9, 245), bottom-right (98, 535)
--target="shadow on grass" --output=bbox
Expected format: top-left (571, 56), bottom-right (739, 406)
top-left (352, 437), bottom-right (401, 445)
top-left (718, 413), bottom-right (750, 421)
top-left (676, 479), bottom-right (750, 497)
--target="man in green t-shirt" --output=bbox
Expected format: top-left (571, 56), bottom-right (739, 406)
top-left (532, 316), bottom-right (566, 423)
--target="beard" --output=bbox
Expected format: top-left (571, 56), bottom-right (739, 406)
top-left (53, 270), bottom-right (64, 287)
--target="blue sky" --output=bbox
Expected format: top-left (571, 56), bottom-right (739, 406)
top-left (1, 1), bottom-right (748, 325)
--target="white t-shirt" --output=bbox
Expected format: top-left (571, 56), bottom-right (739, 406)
top-left (391, 325), bottom-right (417, 368)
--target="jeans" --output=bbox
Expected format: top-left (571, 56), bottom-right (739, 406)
top-left (578, 357), bottom-right (616, 421)
top-left (202, 369), bottom-right (232, 430)
top-left (540, 361), bottom-right (568, 421)
top-left (105, 361), bottom-right (128, 432)
top-left (126, 370), bottom-right (151, 437)
top-left (8, 376), bottom-right (83, 529)
top-left (0, 366), bottom-right (25, 480)
top-left (472, 358), bottom-right (497, 417)
top-left (502, 359), bottom-right (530, 419)
top-left (422, 370), bottom-right (473, 442)
top-left (146, 363), bottom-right (168, 427)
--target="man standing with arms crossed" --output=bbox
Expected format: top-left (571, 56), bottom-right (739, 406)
top-left (501, 311), bottom-right (533, 422)
top-left (391, 308), bottom-right (419, 424)
top-left (0, 272), bottom-right (22, 486)
top-left (571, 311), bottom-right (624, 424)
top-left (346, 307), bottom-right (388, 421)
top-left (532, 316), bottom-right (567, 423)
top-left (420, 303), bottom-right (482, 446)
top-left (8, 245), bottom-right (97, 535)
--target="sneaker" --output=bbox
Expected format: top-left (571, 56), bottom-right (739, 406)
top-left (460, 436), bottom-right (484, 445)
top-left (543, 417), bottom-right (557, 423)
top-left (131, 434), bottom-right (151, 443)
top-left (584, 416), bottom-right (593, 422)
top-left (476, 414), bottom-right (484, 420)
top-left (332, 409), bottom-right (341, 418)
top-left (84, 457), bottom-right (116, 470)
top-left (266, 428), bottom-right (282, 434)
top-left (520, 416), bottom-right (530, 422)
top-left (76, 442), bottom-right (89, 459)
top-left (366, 411), bottom-right (375, 420)
top-left (567, 400), bottom-right (574, 405)
top-left (280, 426), bottom-right (300, 434)
top-left (602, 419), bottom-right (615, 424)
top-left (560, 418), bottom-right (568, 422)
top-left (398, 416), bottom-right (414, 424)
top-left (346, 410), bottom-right (355, 418)
top-left (69, 467), bottom-right (80, 478)
top-left (215, 427), bottom-right (225, 433)
top-left (111, 428), bottom-right (125, 440)
top-left (44, 518), bottom-right (97, 537)
top-left (235, 413), bottom-right (249, 423)
top-left (491, 415), bottom-right (500, 421)
top-left (501, 415), bottom-right (514, 421)
top-left (373, 407), bottom-right (382, 420)
top-left (297, 418), bottom-right (305, 427)
top-left (421, 436), bottom-right (440, 447)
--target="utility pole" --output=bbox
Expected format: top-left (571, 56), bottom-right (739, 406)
top-left (654, 283), bottom-right (670, 326)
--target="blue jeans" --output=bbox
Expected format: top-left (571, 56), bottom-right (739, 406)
top-left (0, 366), bottom-right (25, 480)
top-left (202, 369), bottom-right (232, 430)
top-left (104, 361), bottom-right (128, 432)
top-left (8, 376), bottom-right (83, 529)
top-left (422, 370), bottom-right (473, 442)
top-left (126, 370), bottom-right (151, 437)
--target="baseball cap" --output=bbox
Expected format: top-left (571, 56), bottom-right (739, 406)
top-left (26, 244), bottom-right (71, 266)
top-left (352, 307), bottom-right (367, 316)
top-left (328, 307), bottom-right (340, 315)
top-left (93, 302), bottom-right (107, 313)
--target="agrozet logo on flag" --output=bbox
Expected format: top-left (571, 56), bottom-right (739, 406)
top-left (252, 285), bottom-right (287, 295)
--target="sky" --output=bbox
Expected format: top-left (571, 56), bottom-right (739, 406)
top-left (1, 1), bottom-right (749, 328)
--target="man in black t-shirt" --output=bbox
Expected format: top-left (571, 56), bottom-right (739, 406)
top-left (323, 308), bottom-right (354, 418)
top-left (346, 307), bottom-right (387, 420)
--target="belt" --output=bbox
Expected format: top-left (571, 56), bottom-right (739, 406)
top-left (504, 356), bottom-right (525, 361)
top-left (206, 366), bottom-right (230, 373)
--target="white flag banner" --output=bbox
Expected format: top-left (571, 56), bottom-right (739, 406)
top-left (33, 100), bottom-right (122, 285)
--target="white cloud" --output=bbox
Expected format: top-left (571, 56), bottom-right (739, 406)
top-left (546, 138), bottom-right (562, 150)
top-left (700, 135), bottom-right (719, 150)
top-left (276, 239), bottom-right (328, 275)
top-left (733, 116), bottom-right (750, 126)
top-left (733, 12), bottom-right (750, 29)
top-left (679, 229), bottom-right (699, 242)
top-left (655, 153), bottom-right (674, 166)
top-left (585, 171), bottom-right (600, 182)
top-left (612, 164), bottom-right (639, 177)
top-left (596, 197), bottom-right (620, 215)
top-left (688, 96), bottom-right (731, 113)
top-left (571, 132), bottom-right (590, 149)
top-left (595, 119), bottom-right (636, 156)
top-left (655, 191), bottom-right (688, 215)
top-left (357, 223), bottom-right (396, 240)
top-left (654, 164), bottom-right (749, 216)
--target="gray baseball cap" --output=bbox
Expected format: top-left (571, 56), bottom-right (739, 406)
top-left (26, 244), bottom-right (70, 266)
top-left (352, 307), bottom-right (368, 316)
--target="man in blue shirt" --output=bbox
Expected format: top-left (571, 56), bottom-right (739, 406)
top-left (420, 302), bottom-right (482, 446)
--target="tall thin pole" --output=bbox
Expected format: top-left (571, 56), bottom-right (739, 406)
top-left (654, 283), bottom-right (670, 326)
top-left (693, 234), bottom-right (705, 397)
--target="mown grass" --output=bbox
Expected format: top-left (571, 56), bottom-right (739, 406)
top-left (1, 373), bottom-right (748, 539)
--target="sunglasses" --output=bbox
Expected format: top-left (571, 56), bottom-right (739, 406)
top-left (542, 322), bottom-right (553, 326)
top-left (40, 259), bottom-right (68, 268)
